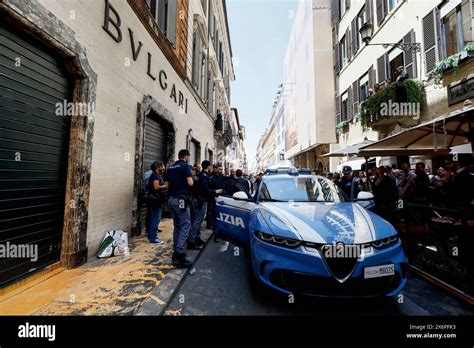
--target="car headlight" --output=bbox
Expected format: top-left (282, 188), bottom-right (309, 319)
top-left (371, 235), bottom-right (399, 249)
top-left (255, 231), bottom-right (301, 249)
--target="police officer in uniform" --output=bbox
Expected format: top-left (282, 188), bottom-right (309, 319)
top-left (188, 160), bottom-right (223, 250)
top-left (209, 163), bottom-right (225, 241)
top-left (337, 165), bottom-right (366, 201)
top-left (166, 149), bottom-right (194, 268)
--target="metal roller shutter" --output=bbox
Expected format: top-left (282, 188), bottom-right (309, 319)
top-left (144, 115), bottom-right (167, 171)
top-left (0, 25), bottom-right (72, 286)
top-left (141, 114), bottom-right (168, 232)
top-left (189, 140), bottom-right (197, 166)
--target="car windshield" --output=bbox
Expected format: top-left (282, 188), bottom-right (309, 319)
top-left (258, 176), bottom-right (347, 202)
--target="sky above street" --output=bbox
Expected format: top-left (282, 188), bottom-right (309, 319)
top-left (227, 0), bottom-right (298, 170)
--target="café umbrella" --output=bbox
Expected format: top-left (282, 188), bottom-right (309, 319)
top-left (321, 138), bottom-right (375, 158)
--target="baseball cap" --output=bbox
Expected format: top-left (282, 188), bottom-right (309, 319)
top-left (342, 166), bottom-right (352, 174)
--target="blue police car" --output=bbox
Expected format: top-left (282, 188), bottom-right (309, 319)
top-left (214, 171), bottom-right (407, 298)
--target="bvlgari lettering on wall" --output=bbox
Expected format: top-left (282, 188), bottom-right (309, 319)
top-left (102, 0), bottom-right (188, 113)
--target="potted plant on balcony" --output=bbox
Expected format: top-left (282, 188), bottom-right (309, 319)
top-left (360, 79), bottom-right (424, 128)
top-left (429, 45), bottom-right (474, 83)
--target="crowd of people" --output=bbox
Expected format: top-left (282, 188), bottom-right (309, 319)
top-left (321, 157), bottom-right (474, 223)
top-left (143, 149), bottom-right (256, 268)
top-left (143, 149), bottom-right (473, 268)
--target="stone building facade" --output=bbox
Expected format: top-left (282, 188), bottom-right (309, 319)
top-left (0, 0), bottom-right (236, 286)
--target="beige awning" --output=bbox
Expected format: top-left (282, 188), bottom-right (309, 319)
top-left (358, 107), bottom-right (474, 157)
top-left (321, 139), bottom-right (375, 157)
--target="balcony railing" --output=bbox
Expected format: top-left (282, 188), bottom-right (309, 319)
top-left (214, 118), bottom-right (232, 145)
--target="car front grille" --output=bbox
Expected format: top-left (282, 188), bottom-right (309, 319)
top-left (322, 254), bottom-right (358, 280)
top-left (269, 269), bottom-right (402, 297)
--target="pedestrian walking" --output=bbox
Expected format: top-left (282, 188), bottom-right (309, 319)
top-left (146, 161), bottom-right (167, 244)
top-left (189, 160), bottom-right (223, 250)
top-left (166, 149), bottom-right (194, 268)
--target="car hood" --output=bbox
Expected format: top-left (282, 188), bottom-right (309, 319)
top-left (261, 202), bottom-right (396, 244)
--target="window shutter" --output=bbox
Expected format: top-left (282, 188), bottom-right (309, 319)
top-left (352, 80), bottom-right (359, 115)
top-left (403, 30), bottom-right (417, 79)
top-left (192, 33), bottom-right (201, 90)
top-left (351, 18), bottom-right (358, 56)
top-left (383, 0), bottom-right (388, 17)
top-left (411, 30), bottom-right (418, 78)
top-left (422, 9), bottom-right (440, 74)
top-left (368, 65), bottom-right (375, 88)
top-left (347, 28), bottom-right (352, 59)
top-left (203, 54), bottom-right (209, 101)
top-left (377, 54), bottom-right (386, 83)
top-left (209, 76), bottom-right (214, 114)
top-left (347, 87), bottom-right (353, 122)
top-left (208, 0), bottom-right (213, 35)
top-left (345, 28), bottom-right (350, 64)
top-left (366, 0), bottom-right (373, 24)
top-left (158, 0), bottom-right (166, 32)
top-left (167, 0), bottom-right (178, 46)
top-left (335, 42), bottom-right (341, 74)
top-left (376, 0), bottom-right (385, 25)
top-left (331, 0), bottom-right (340, 24)
top-left (335, 95), bottom-right (341, 124)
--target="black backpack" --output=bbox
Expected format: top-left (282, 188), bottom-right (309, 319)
top-left (147, 173), bottom-right (167, 206)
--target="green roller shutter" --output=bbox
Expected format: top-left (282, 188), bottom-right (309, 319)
top-left (0, 25), bottom-right (72, 286)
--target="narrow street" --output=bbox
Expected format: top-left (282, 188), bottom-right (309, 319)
top-left (165, 239), bottom-right (474, 316)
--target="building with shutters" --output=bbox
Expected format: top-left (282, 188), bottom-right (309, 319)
top-left (259, 113), bottom-right (277, 169)
top-left (330, 0), bottom-right (474, 171)
top-left (225, 108), bottom-right (247, 171)
top-left (0, 0), bottom-right (237, 287)
top-left (281, 0), bottom-right (336, 171)
top-left (253, 128), bottom-right (271, 173)
top-left (255, 84), bottom-right (287, 172)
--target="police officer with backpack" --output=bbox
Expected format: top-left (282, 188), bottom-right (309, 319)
top-left (188, 160), bottom-right (223, 250)
top-left (166, 150), bottom-right (194, 268)
top-left (146, 162), bottom-right (167, 244)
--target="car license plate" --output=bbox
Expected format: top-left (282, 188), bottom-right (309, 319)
top-left (364, 264), bottom-right (395, 279)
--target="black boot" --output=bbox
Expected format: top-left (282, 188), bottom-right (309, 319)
top-left (187, 242), bottom-right (203, 250)
top-left (172, 252), bottom-right (192, 268)
top-left (194, 237), bottom-right (205, 246)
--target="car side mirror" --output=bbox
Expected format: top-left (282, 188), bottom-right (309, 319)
top-left (356, 191), bottom-right (374, 201)
top-left (233, 191), bottom-right (249, 201)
